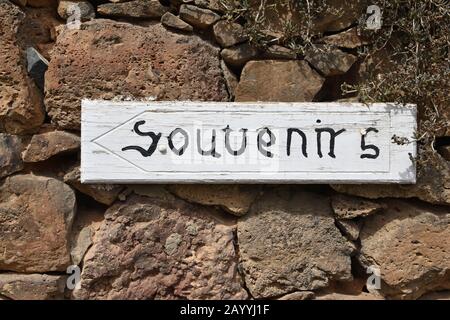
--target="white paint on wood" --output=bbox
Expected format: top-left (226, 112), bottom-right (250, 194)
top-left (81, 100), bottom-right (417, 184)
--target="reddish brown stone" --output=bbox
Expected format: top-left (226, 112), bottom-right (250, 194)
top-left (359, 200), bottom-right (450, 299)
top-left (0, 174), bottom-right (75, 272)
top-left (45, 20), bottom-right (228, 129)
top-left (22, 130), bottom-right (80, 162)
top-left (168, 184), bottom-right (261, 216)
top-left (64, 166), bottom-right (124, 206)
top-left (0, 1), bottom-right (45, 134)
top-left (73, 193), bottom-right (247, 299)
top-left (18, 7), bottom-right (62, 60)
top-left (97, 0), bottom-right (168, 19)
top-left (235, 60), bottom-right (324, 102)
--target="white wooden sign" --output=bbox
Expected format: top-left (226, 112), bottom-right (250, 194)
top-left (81, 100), bottom-right (417, 184)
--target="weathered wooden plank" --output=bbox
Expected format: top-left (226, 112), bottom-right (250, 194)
top-left (81, 100), bottom-right (417, 184)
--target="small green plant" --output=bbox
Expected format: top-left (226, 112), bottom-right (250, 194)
top-left (223, 1), bottom-right (449, 175)
top-left (343, 0), bottom-right (449, 173)
top-left (222, 0), bottom-right (347, 51)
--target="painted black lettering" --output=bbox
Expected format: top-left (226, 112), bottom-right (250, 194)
top-left (315, 128), bottom-right (346, 158)
top-left (223, 125), bottom-right (247, 156)
top-left (122, 120), bottom-right (162, 157)
top-left (361, 127), bottom-right (380, 159)
top-left (197, 129), bottom-right (221, 158)
top-left (257, 127), bottom-right (275, 158)
top-left (287, 128), bottom-right (308, 157)
top-left (168, 128), bottom-right (189, 156)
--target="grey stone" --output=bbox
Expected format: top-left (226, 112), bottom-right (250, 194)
top-left (194, 0), bottom-right (237, 13)
top-left (57, 0), bottom-right (95, 21)
top-left (168, 184), bottom-right (260, 216)
top-left (262, 45), bottom-right (297, 59)
top-left (238, 189), bottom-right (354, 298)
top-left (359, 200), bottom-right (450, 299)
top-left (315, 292), bottom-right (383, 300)
top-left (438, 145), bottom-right (450, 161)
top-left (22, 130), bottom-right (80, 162)
top-left (64, 166), bottom-right (124, 205)
top-left (71, 226), bottom-right (92, 266)
top-left (97, 0), bottom-right (168, 18)
top-left (161, 12), bottom-right (193, 32)
top-left (220, 43), bottom-right (259, 68)
top-left (331, 194), bottom-right (386, 220)
top-left (336, 219), bottom-right (362, 241)
top-left (131, 185), bottom-right (177, 202)
top-left (278, 291), bottom-right (315, 300)
top-left (164, 233), bottom-right (182, 255)
top-left (319, 27), bottom-right (369, 49)
top-left (246, 0), bottom-right (367, 37)
top-left (0, 1), bottom-right (44, 134)
top-left (0, 133), bottom-right (23, 178)
top-left (26, 47), bottom-right (48, 92)
top-left (70, 202), bottom-right (105, 266)
top-left (332, 153), bottom-right (450, 205)
top-left (220, 60), bottom-right (238, 100)
top-left (10, 0), bottom-right (27, 6)
top-left (213, 20), bottom-right (247, 47)
top-left (0, 274), bottom-right (66, 300)
top-left (305, 45), bottom-right (357, 76)
top-left (179, 4), bottom-right (220, 29)
top-left (419, 291), bottom-right (450, 300)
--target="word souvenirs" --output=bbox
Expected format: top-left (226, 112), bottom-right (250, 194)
top-left (122, 120), bottom-right (380, 159)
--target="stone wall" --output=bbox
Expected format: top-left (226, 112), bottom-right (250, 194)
top-left (0, 0), bottom-right (449, 300)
